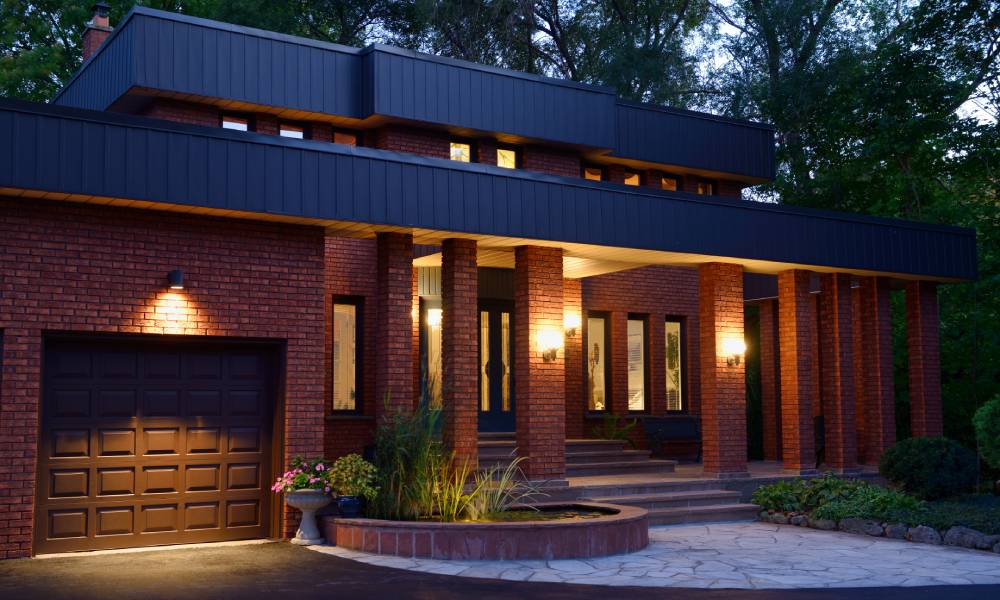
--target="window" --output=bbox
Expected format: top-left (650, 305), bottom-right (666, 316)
top-left (496, 147), bottom-right (518, 169)
top-left (421, 302), bottom-right (443, 409)
top-left (627, 317), bottom-right (647, 411)
top-left (221, 114), bottom-right (250, 132)
top-left (623, 171), bottom-right (641, 186)
top-left (279, 122), bottom-right (306, 139)
top-left (697, 180), bottom-right (716, 195)
top-left (665, 320), bottom-right (684, 411)
top-left (661, 176), bottom-right (679, 191)
top-left (585, 314), bottom-right (609, 411)
top-left (334, 131), bottom-right (358, 146)
top-left (583, 166), bottom-right (604, 181)
top-left (332, 299), bottom-right (361, 411)
top-left (450, 141), bottom-right (472, 163)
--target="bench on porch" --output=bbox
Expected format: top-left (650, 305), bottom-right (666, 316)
top-left (642, 415), bottom-right (702, 463)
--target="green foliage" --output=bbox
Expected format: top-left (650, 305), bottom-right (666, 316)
top-left (751, 478), bottom-right (809, 513)
top-left (590, 413), bottom-right (638, 447)
top-left (879, 437), bottom-right (978, 500)
top-left (812, 484), bottom-right (923, 522)
top-left (270, 456), bottom-right (333, 493)
top-left (369, 400), bottom-right (442, 520)
top-left (328, 454), bottom-right (378, 500)
top-left (974, 394), bottom-right (1000, 470)
top-left (884, 496), bottom-right (1000, 535)
top-left (467, 456), bottom-right (544, 521)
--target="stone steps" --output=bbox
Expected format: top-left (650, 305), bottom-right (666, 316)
top-left (587, 489), bottom-right (743, 510)
top-left (575, 482), bottom-right (759, 526)
top-left (477, 436), bottom-right (675, 477)
top-left (645, 503), bottom-right (761, 526)
top-left (566, 459), bottom-right (677, 477)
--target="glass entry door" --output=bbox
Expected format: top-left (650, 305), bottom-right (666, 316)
top-left (478, 301), bottom-right (515, 432)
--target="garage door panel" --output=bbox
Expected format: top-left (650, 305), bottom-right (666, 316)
top-left (37, 338), bottom-right (275, 554)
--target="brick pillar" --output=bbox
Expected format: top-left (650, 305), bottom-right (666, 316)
top-left (819, 274), bottom-right (858, 473)
top-left (609, 311), bottom-right (630, 416)
top-left (906, 281), bottom-right (943, 437)
top-left (441, 239), bottom-right (479, 468)
top-left (375, 232), bottom-right (414, 419)
top-left (759, 299), bottom-right (781, 461)
top-left (778, 270), bottom-right (818, 475)
top-left (858, 276), bottom-right (896, 463)
top-left (698, 263), bottom-right (748, 478)
top-left (514, 246), bottom-right (566, 480)
top-left (563, 278), bottom-right (585, 439)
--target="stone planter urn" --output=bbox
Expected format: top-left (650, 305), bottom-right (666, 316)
top-left (286, 489), bottom-right (332, 545)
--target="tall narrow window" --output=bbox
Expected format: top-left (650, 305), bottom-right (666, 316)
top-left (450, 142), bottom-right (472, 163)
top-left (627, 317), bottom-right (647, 411)
top-left (583, 166), bottom-right (604, 181)
top-left (623, 171), bottom-right (641, 186)
top-left (697, 180), bottom-right (716, 195)
top-left (480, 310), bottom-right (490, 410)
top-left (423, 305), bottom-right (443, 409)
top-left (586, 314), bottom-right (608, 411)
top-left (332, 300), bottom-right (361, 411)
top-left (496, 147), bottom-right (518, 169)
top-left (279, 122), bottom-right (305, 139)
top-left (221, 114), bottom-right (250, 131)
top-left (661, 176), bottom-right (679, 191)
top-left (665, 320), bottom-right (684, 411)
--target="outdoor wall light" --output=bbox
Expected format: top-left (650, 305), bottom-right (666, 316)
top-left (538, 329), bottom-right (564, 362)
top-left (722, 337), bottom-right (747, 367)
top-left (563, 312), bottom-right (581, 337)
top-left (426, 308), bottom-right (443, 328)
top-left (167, 269), bottom-right (184, 290)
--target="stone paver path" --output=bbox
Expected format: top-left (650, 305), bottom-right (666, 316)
top-left (309, 522), bottom-right (1000, 589)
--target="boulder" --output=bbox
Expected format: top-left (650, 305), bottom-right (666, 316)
top-left (790, 515), bottom-right (809, 527)
top-left (839, 518), bottom-right (884, 537)
top-left (944, 526), bottom-right (991, 549)
top-left (907, 525), bottom-right (942, 545)
top-left (994, 542), bottom-right (1000, 554)
top-left (977, 534), bottom-right (1000, 551)
top-left (758, 510), bottom-right (769, 521)
top-left (885, 523), bottom-right (908, 540)
top-left (809, 517), bottom-right (837, 530)
top-left (772, 512), bottom-right (790, 525)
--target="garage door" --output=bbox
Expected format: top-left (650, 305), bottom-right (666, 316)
top-left (35, 338), bottom-right (276, 554)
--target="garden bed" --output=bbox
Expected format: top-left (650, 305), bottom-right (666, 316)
top-left (321, 502), bottom-right (648, 560)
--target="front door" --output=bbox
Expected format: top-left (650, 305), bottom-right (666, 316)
top-left (478, 301), bottom-right (514, 432)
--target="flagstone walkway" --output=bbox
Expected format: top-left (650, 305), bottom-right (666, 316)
top-left (309, 522), bottom-right (1000, 589)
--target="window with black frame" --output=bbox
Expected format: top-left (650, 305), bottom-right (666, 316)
top-left (627, 316), bottom-right (647, 411)
top-left (665, 320), bottom-right (684, 411)
top-left (332, 299), bottom-right (362, 412)
top-left (585, 313), bottom-right (609, 411)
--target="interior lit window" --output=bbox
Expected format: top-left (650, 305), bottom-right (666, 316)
top-left (661, 176), bottom-right (679, 191)
top-left (422, 305), bottom-right (443, 409)
top-left (627, 317), bottom-right (646, 411)
top-left (221, 114), bottom-right (250, 132)
top-left (334, 131), bottom-right (357, 146)
top-left (496, 147), bottom-right (518, 169)
top-left (279, 123), bottom-right (305, 139)
top-left (583, 166), bottom-right (604, 181)
top-left (665, 320), bottom-right (683, 411)
top-left (697, 180), bottom-right (716, 195)
top-left (586, 315), bottom-right (608, 411)
top-left (332, 301), bottom-right (360, 411)
top-left (450, 142), bottom-right (472, 163)
top-left (624, 171), bottom-right (641, 186)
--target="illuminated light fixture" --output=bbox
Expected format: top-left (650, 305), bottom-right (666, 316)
top-left (563, 312), bottom-right (581, 337)
top-left (721, 337), bottom-right (747, 367)
top-left (426, 308), bottom-right (443, 328)
top-left (167, 269), bottom-right (184, 290)
top-left (538, 328), bottom-right (564, 363)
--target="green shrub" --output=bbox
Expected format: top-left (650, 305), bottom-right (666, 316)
top-left (751, 478), bottom-right (809, 512)
top-left (812, 484), bottom-right (923, 522)
top-left (879, 437), bottom-right (977, 500)
top-left (369, 400), bottom-right (442, 520)
top-left (974, 395), bottom-right (1000, 470)
top-left (800, 472), bottom-right (864, 510)
top-left (884, 496), bottom-right (1000, 535)
top-left (328, 454), bottom-right (378, 500)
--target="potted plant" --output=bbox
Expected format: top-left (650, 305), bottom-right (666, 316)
top-left (271, 456), bottom-right (333, 545)
top-left (329, 454), bottom-right (378, 518)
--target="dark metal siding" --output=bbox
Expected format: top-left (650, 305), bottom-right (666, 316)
top-left (53, 21), bottom-right (136, 111)
top-left (614, 102), bottom-right (776, 179)
top-left (0, 100), bottom-right (976, 281)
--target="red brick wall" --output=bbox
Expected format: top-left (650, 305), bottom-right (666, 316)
top-left (141, 99), bottom-right (219, 128)
top-left (0, 198), bottom-right (326, 558)
top-left (522, 146), bottom-right (580, 178)
top-left (777, 270), bottom-right (817, 474)
top-left (698, 263), bottom-right (748, 476)
top-left (758, 299), bottom-right (781, 461)
top-left (441, 239), bottom-right (479, 467)
top-left (818, 273), bottom-right (857, 471)
top-left (324, 236), bottom-right (377, 459)
top-left (906, 281), bottom-right (942, 438)
top-left (514, 246), bottom-right (566, 480)
top-left (82, 15), bottom-right (111, 61)
top-left (858, 276), bottom-right (896, 463)
top-left (375, 233), bottom-right (415, 417)
top-left (563, 278), bottom-right (584, 439)
top-left (374, 126), bottom-right (449, 159)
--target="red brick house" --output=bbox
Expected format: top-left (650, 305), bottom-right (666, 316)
top-left (0, 6), bottom-right (976, 557)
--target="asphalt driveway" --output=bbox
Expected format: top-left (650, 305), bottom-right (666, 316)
top-left (1, 541), bottom-right (996, 600)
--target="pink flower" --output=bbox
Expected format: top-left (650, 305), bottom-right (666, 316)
top-left (315, 464), bottom-right (325, 471)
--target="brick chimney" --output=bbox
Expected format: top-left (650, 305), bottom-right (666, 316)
top-left (82, 2), bottom-right (112, 61)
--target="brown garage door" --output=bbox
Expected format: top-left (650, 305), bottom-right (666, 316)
top-left (35, 338), bottom-right (277, 554)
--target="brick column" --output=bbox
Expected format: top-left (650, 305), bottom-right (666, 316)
top-left (514, 246), bottom-right (566, 480)
top-left (441, 239), bottom-right (479, 468)
top-left (609, 311), bottom-right (630, 416)
top-left (375, 232), bottom-right (414, 419)
top-left (819, 274), bottom-right (858, 473)
top-left (563, 278), bottom-right (585, 439)
top-left (906, 281), bottom-right (943, 437)
top-left (778, 270), bottom-right (818, 475)
top-left (698, 263), bottom-right (748, 478)
top-left (858, 276), bottom-right (896, 463)
top-left (759, 299), bottom-right (781, 461)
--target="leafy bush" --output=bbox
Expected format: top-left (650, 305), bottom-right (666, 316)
top-left (812, 484), bottom-right (923, 522)
top-left (879, 437), bottom-right (977, 500)
top-left (884, 496), bottom-right (1000, 535)
top-left (467, 456), bottom-right (544, 520)
top-left (369, 401), bottom-right (442, 520)
top-left (974, 394), bottom-right (1000, 470)
top-left (328, 454), bottom-right (378, 500)
top-left (799, 472), bottom-right (865, 510)
top-left (751, 478), bottom-right (809, 512)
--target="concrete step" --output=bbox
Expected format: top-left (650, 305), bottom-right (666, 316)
top-left (566, 479), bottom-right (728, 497)
top-left (566, 459), bottom-right (676, 477)
top-left (565, 450), bottom-right (652, 464)
top-left (646, 503), bottom-right (760, 526)
top-left (585, 489), bottom-right (742, 510)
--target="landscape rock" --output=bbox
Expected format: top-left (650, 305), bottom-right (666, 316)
top-left (809, 517), bottom-right (837, 531)
top-left (758, 510), bottom-right (769, 521)
top-left (839, 518), bottom-right (884, 537)
top-left (790, 515), bottom-right (809, 527)
top-left (771, 512), bottom-right (789, 525)
top-left (994, 542), bottom-right (1000, 554)
top-left (976, 534), bottom-right (1000, 551)
top-left (885, 523), bottom-right (908, 540)
top-left (944, 526), bottom-right (990, 549)
top-left (907, 525), bottom-right (942, 545)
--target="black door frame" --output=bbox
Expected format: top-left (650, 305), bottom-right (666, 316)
top-left (477, 299), bottom-right (515, 432)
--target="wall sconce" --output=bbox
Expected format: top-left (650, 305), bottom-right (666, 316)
top-left (563, 312), bottom-right (581, 337)
top-left (167, 269), bottom-right (184, 290)
top-left (538, 329), bottom-right (564, 362)
top-left (722, 337), bottom-right (747, 367)
top-left (426, 308), bottom-right (442, 328)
